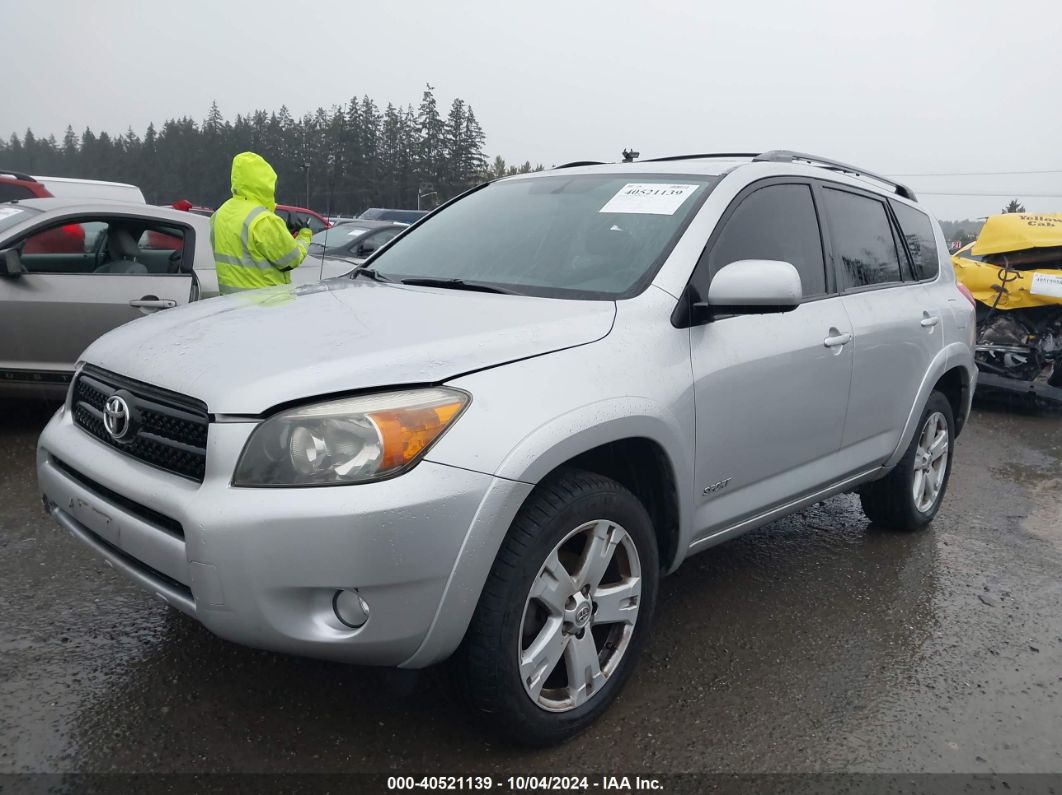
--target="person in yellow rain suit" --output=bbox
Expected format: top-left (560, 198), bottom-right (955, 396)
top-left (210, 152), bottom-right (312, 294)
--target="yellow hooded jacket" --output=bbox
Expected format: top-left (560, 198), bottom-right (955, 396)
top-left (210, 152), bottom-right (311, 293)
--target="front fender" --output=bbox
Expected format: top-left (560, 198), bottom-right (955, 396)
top-left (405, 399), bottom-right (695, 667)
top-left (493, 397), bottom-right (693, 490)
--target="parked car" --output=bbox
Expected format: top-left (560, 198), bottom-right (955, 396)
top-left (357, 207), bottom-right (428, 224)
top-left (275, 204), bottom-right (330, 234)
top-left (37, 151), bottom-right (976, 746)
top-left (305, 220), bottom-right (407, 274)
top-left (33, 175), bottom-right (146, 203)
top-left (0, 173), bottom-right (87, 254)
top-left (0, 198), bottom-right (330, 397)
top-left (0, 170), bottom-right (54, 202)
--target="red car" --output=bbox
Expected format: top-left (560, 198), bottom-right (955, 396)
top-left (274, 204), bottom-right (331, 234)
top-left (1, 171), bottom-right (85, 253)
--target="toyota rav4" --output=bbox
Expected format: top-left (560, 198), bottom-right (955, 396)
top-left (37, 151), bottom-right (977, 746)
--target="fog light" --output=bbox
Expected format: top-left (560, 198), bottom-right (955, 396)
top-left (333, 588), bottom-right (370, 628)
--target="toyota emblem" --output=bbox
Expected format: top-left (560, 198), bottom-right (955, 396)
top-left (103, 395), bottom-right (132, 440)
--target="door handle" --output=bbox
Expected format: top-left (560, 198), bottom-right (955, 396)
top-left (921, 314), bottom-right (940, 328)
top-left (129, 297), bottom-right (177, 310)
top-left (824, 331), bottom-right (853, 348)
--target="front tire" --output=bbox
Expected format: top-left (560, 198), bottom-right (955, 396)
top-left (859, 391), bottom-right (955, 530)
top-left (458, 468), bottom-right (659, 747)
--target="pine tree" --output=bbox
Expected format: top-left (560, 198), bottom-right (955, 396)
top-left (463, 107), bottom-right (488, 182)
top-left (443, 98), bottom-right (467, 193)
top-left (2, 91), bottom-right (505, 211)
top-left (61, 126), bottom-right (78, 164)
top-left (416, 84), bottom-right (445, 194)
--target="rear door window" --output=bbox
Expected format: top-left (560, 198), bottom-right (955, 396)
top-left (890, 200), bottom-right (940, 281)
top-left (823, 188), bottom-right (904, 288)
top-left (707, 182), bottom-right (827, 297)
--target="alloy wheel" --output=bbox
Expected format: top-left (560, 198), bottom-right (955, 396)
top-left (518, 519), bottom-right (642, 712)
top-left (913, 410), bottom-right (949, 513)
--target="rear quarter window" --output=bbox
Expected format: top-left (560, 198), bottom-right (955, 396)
top-left (0, 183), bottom-right (36, 202)
top-left (890, 200), bottom-right (940, 280)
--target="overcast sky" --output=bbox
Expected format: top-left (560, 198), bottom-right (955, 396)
top-left (5, 0), bottom-right (1061, 220)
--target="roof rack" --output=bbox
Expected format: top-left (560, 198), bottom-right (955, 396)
top-left (642, 152), bottom-right (761, 163)
top-left (553, 161), bottom-right (607, 169)
top-left (0, 170), bottom-right (36, 182)
top-left (753, 150), bottom-right (917, 201)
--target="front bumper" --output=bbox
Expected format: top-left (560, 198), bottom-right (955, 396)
top-left (37, 407), bottom-right (526, 667)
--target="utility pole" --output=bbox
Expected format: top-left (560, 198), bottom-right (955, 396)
top-left (418, 182), bottom-right (437, 210)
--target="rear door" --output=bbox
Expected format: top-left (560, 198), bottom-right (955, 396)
top-left (820, 184), bottom-right (944, 466)
top-left (0, 216), bottom-right (195, 378)
top-left (689, 179), bottom-right (855, 539)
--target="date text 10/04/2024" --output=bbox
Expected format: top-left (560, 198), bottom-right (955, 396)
top-left (386, 776), bottom-right (664, 791)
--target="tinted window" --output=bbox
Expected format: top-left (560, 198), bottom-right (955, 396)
top-left (300, 212), bottom-right (326, 234)
top-left (890, 200), bottom-right (940, 280)
top-left (823, 189), bottom-right (904, 287)
top-left (371, 175), bottom-right (717, 298)
top-left (708, 183), bottom-right (826, 296)
top-left (0, 183), bottom-right (35, 202)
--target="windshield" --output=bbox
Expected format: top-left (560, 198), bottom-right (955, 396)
top-left (359, 208), bottom-right (425, 223)
top-left (0, 205), bottom-right (41, 236)
top-left (369, 174), bottom-right (717, 298)
top-left (311, 224), bottom-right (371, 247)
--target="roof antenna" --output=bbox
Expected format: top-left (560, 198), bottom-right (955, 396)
top-left (621, 148), bottom-right (640, 163)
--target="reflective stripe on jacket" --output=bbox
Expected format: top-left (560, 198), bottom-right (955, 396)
top-left (210, 152), bottom-right (310, 294)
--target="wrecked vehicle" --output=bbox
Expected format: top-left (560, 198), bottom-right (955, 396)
top-left (953, 213), bottom-right (1062, 405)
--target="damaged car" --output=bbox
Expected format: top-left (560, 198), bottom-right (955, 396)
top-left (953, 213), bottom-right (1062, 405)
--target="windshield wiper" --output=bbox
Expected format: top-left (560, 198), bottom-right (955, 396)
top-left (349, 267), bottom-right (391, 282)
top-left (399, 277), bottom-right (517, 295)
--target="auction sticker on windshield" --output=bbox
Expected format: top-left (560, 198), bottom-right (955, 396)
top-left (1031, 272), bottom-right (1062, 298)
top-left (600, 183), bottom-right (699, 215)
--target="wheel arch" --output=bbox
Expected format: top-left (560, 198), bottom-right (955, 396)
top-left (884, 343), bottom-right (975, 470)
top-left (402, 407), bottom-right (692, 668)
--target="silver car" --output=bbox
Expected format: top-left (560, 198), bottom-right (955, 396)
top-left (0, 199), bottom-right (341, 397)
top-left (36, 152), bottom-right (977, 745)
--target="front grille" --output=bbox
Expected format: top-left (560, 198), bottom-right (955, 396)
top-left (72, 366), bottom-right (209, 482)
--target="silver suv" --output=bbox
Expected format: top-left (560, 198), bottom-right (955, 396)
top-left (37, 151), bottom-right (977, 745)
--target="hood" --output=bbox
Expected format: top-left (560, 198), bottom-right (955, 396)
top-left (81, 279), bottom-right (616, 414)
top-left (230, 152), bottom-right (277, 211)
top-left (972, 213), bottom-right (1062, 257)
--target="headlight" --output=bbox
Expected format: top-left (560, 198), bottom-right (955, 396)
top-left (234, 387), bottom-right (469, 487)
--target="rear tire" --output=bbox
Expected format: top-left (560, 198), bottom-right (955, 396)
top-left (859, 391), bottom-right (955, 531)
top-left (457, 468), bottom-right (658, 747)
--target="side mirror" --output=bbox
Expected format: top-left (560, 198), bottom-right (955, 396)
top-left (356, 241), bottom-right (377, 257)
top-left (1, 248), bottom-right (24, 278)
top-left (705, 259), bottom-right (802, 315)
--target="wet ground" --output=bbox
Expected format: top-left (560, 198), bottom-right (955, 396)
top-left (1, 398), bottom-right (1059, 776)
